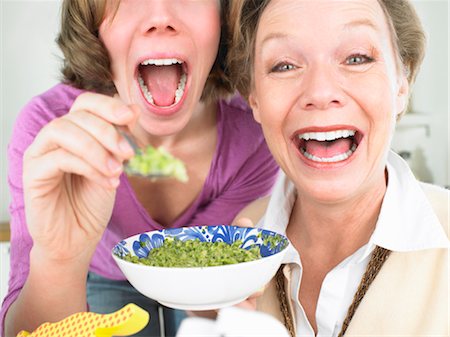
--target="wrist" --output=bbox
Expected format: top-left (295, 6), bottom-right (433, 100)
top-left (29, 245), bottom-right (93, 283)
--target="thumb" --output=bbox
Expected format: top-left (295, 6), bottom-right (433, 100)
top-left (233, 217), bottom-right (254, 228)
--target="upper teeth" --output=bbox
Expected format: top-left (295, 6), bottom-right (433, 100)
top-left (141, 58), bottom-right (183, 66)
top-left (299, 129), bottom-right (355, 141)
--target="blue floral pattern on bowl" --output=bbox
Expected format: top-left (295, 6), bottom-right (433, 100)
top-left (113, 225), bottom-right (289, 260)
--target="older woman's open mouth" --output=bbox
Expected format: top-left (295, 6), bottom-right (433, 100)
top-left (137, 58), bottom-right (188, 109)
top-left (294, 128), bottom-right (363, 164)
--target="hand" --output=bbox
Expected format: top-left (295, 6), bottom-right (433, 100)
top-left (232, 217), bottom-right (255, 228)
top-left (233, 288), bottom-right (264, 311)
top-left (186, 288), bottom-right (265, 320)
top-left (23, 92), bottom-right (138, 264)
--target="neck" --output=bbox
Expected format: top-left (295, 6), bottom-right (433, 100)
top-left (287, 175), bottom-right (387, 266)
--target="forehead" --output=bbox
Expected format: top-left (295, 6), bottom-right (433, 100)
top-left (258, 0), bottom-right (390, 39)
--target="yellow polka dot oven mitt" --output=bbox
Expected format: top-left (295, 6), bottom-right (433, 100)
top-left (16, 303), bottom-right (149, 337)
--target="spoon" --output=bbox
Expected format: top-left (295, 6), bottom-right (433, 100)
top-left (115, 126), bottom-right (188, 181)
top-left (115, 126), bottom-right (167, 179)
top-left (116, 126), bottom-right (142, 154)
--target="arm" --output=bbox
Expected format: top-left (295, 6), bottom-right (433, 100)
top-left (3, 92), bottom-right (137, 336)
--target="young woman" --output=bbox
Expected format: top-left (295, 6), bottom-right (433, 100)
top-left (1, 1), bottom-right (278, 336)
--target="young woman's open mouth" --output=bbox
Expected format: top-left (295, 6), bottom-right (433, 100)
top-left (136, 57), bottom-right (189, 115)
top-left (292, 126), bottom-right (363, 167)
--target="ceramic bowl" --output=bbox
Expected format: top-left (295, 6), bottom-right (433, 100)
top-left (112, 225), bottom-right (289, 310)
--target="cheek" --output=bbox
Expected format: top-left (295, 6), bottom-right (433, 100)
top-left (344, 72), bottom-right (397, 123)
top-left (99, 24), bottom-right (130, 76)
top-left (253, 91), bottom-right (284, 129)
top-left (254, 93), bottom-right (291, 160)
top-left (192, 9), bottom-right (221, 60)
top-left (254, 73), bottom-right (294, 120)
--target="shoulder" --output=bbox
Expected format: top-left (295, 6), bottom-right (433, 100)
top-left (218, 94), bottom-right (262, 135)
top-left (14, 83), bottom-right (84, 132)
top-left (219, 93), bottom-right (252, 115)
top-left (10, 83), bottom-right (85, 152)
top-left (217, 94), bottom-right (269, 154)
top-left (23, 83), bottom-right (84, 120)
top-left (215, 94), bottom-right (278, 174)
top-left (420, 182), bottom-right (449, 236)
top-left (17, 83), bottom-right (84, 125)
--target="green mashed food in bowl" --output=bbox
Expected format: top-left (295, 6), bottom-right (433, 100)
top-left (123, 238), bottom-right (262, 267)
top-left (126, 146), bottom-right (188, 182)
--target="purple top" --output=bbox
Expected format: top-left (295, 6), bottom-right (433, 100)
top-left (1, 83), bottom-right (279, 332)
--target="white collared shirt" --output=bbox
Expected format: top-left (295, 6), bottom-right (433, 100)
top-left (257, 151), bottom-right (449, 337)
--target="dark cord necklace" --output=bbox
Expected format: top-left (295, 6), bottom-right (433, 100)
top-left (276, 245), bottom-right (391, 337)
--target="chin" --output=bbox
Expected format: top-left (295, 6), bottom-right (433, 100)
top-left (137, 112), bottom-right (191, 137)
top-left (294, 173), bottom-right (364, 205)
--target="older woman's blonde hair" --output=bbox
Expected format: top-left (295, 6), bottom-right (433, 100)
top-left (57, 0), bottom-right (233, 101)
top-left (227, 0), bottom-right (426, 115)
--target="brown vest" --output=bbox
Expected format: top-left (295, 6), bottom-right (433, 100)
top-left (256, 183), bottom-right (449, 336)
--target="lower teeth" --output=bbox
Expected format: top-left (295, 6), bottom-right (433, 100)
top-left (138, 73), bottom-right (186, 106)
top-left (302, 144), bottom-right (357, 163)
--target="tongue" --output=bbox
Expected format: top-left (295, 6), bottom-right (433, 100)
top-left (140, 65), bottom-right (181, 106)
top-left (305, 138), bottom-right (353, 158)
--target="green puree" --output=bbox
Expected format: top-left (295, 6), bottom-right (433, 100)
top-left (126, 146), bottom-right (188, 182)
top-left (123, 238), bottom-right (262, 267)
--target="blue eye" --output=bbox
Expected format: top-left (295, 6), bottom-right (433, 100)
top-left (271, 63), bottom-right (296, 73)
top-left (346, 54), bottom-right (374, 65)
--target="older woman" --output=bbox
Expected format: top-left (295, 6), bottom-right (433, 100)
top-left (228, 0), bottom-right (449, 336)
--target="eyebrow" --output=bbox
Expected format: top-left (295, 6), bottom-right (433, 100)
top-left (260, 18), bottom-right (379, 46)
top-left (343, 18), bottom-right (380, 32)
top-left (260, 32), bottom-right (290, 47)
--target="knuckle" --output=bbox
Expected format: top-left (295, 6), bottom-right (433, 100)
top-left (72, 92), bottom-right (94, 108)
top-left (46, 117), bottom-right (67, 134)
top-left (98, 121), bottom-right (114, 139)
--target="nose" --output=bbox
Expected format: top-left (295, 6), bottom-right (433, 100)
top-left (298, 64), bottom-right (346, 111)
top-left (140, 0), bottom-right (179, 35)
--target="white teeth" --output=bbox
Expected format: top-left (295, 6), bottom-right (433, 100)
top-left (140, 58), bottom-right (183, 66)
top-left (298, 129), bottom-right (358, 163)
top-left (302, 144), bottom-right (357, 163)
top-left (138, 71), bottom-right (187, 106)
top-left (138, 74), bottom-right (154, 104)
top-left (299, 129), bottom-right (355, 141)
top-left (174, 73), bottom-right (186, 104)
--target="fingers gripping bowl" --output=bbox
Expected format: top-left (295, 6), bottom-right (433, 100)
top-left (112, 225), bottom-right (289, 310)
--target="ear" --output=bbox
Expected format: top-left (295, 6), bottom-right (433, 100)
top-left (248, 92), bottom-right (261, 124)
top-left (395, 72), bottom-right (409, 117)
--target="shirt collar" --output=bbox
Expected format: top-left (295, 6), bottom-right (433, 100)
top-left (367, 150), bottom-right (449, 252)
top-left (259, 171), bottom-right (296, 235)
top-left (258, 174), bottom-right (298, 264)
top-left (259, 150), bottom-right (449, 262)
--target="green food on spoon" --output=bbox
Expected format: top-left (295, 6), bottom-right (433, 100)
top-left (123, 238), bottom-right (262, 267)
top-left (126, 146), bottom-right (188, 182)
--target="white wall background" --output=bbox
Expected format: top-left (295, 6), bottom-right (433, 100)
top-left (1, 1), bottom-right (62, 222)
top-left (0, 0), bottom-right (449, 223)
top-left (391, 0), bottom-right (449, 188)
